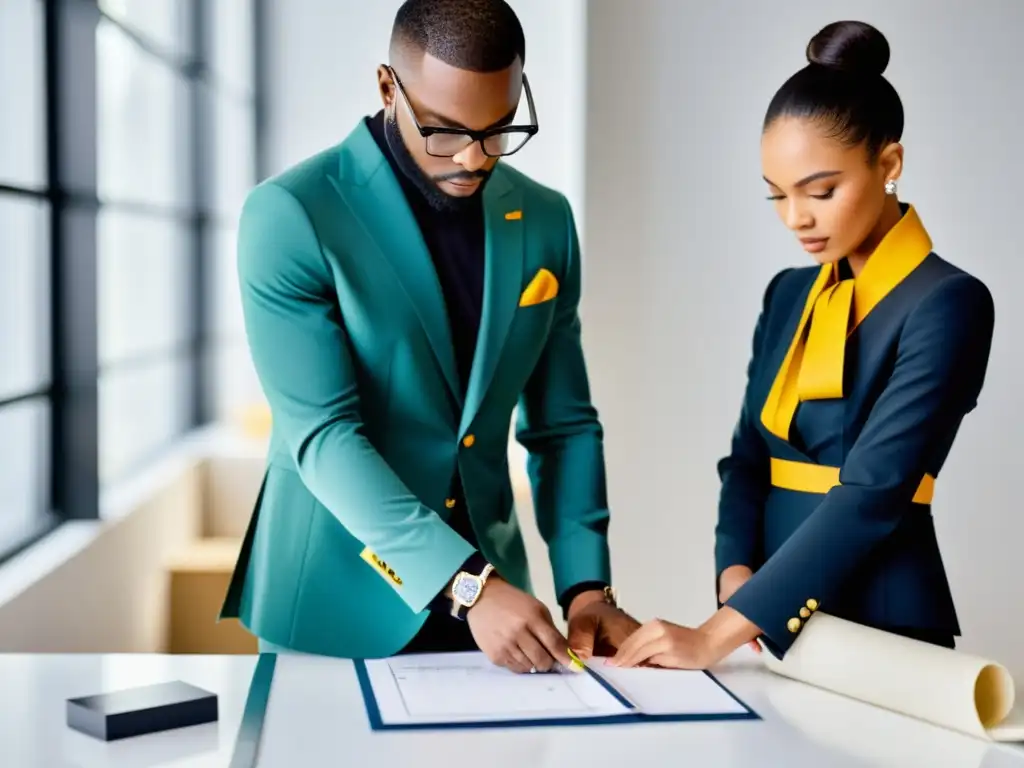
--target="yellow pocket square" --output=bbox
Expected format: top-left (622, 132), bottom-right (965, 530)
top-left (519, 268), bottom-right (559, 307)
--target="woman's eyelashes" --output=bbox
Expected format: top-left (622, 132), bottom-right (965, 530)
top-left (764, 188), bottom-right (835, 201)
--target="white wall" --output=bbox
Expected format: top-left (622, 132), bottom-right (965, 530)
top-left (582, 0), bottom-right (1024, 678)
top-left (262, 0), bottom-right (1024, 677)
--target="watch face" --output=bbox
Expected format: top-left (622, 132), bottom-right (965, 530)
top-left (454, 575), bottom-right (481, 605)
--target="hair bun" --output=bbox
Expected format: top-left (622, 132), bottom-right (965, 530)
top-left (806, 20), bottom-right (889, 76)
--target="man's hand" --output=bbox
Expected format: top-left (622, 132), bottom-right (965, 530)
top-left (465, 578), bottom-right (574, 674)
top-left (718, 565), bottom-right (760, 653)
top-left (566, 594), bottom-right (640, 660)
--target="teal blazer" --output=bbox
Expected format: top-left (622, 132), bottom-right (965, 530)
top-left (219, 120), bottom-right (612, 658)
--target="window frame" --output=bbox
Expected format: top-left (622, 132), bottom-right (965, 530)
top-left (0, 0), bottom-right (263, 566)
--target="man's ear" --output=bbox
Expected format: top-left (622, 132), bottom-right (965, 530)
top-left (376, 64), bottom-right (395, 110)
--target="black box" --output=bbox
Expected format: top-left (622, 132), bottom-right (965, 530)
top-left (66, 680), bottom-right (219, 741)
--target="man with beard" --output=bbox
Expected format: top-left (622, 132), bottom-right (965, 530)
top-left (220, 0), bottom-right (638, 673)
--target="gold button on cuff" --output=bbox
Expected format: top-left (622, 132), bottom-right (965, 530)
top-left (462, 434), bottom-right (475, 447)
top-left (806, 598), bottom-right (819, 611)
top-left (787, 617), bottom-right (802, 633)
top-left (799, 607), bottom-right (810, 618)
top-left (444, 498), bottom-right (456, 509)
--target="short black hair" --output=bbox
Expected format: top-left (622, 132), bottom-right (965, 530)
top-left (390, 0), bottom-right (525, 73)
top-left (763, 21), bottom-right (904, 161)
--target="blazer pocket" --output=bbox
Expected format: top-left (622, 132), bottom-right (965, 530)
top-left (518, 267), bottom-right (559, 307)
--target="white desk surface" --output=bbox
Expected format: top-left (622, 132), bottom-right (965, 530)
top-left (3, 648), bottom-right (1023, 768)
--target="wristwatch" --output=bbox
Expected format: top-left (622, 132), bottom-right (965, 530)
top-left (450, 562), bottom-right (495, 620)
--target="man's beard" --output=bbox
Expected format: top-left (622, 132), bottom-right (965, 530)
top-left (384, 109), bottom-right (490, 214)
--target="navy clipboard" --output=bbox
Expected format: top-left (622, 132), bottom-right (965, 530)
top-left (353, 657), bottom-right (760, 731)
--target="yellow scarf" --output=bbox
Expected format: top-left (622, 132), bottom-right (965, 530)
top-left (760, 205), bottom-right (934, 442)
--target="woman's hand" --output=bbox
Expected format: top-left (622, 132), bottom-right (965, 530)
top-left (718, 565), bottom-right (761, 653)
top-left (609, 606), bottom-right (764, 670)
top-left (607, 620), bottom-right (717, 670)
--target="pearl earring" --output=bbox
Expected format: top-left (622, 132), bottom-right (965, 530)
top-left (885, 179), bottom-right (897, 195)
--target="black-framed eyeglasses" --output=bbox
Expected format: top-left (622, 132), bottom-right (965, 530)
top-left (388, 66), bottom-right (539, 158)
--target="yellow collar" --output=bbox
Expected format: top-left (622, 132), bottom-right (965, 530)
top-left (760, 204), bottom-right (934, 442)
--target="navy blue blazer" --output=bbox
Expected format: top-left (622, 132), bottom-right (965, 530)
top-left (715, 204), bottom-right (995, 658)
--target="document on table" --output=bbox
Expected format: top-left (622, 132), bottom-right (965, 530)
top-left (354, 651), bottom-right (757, 730)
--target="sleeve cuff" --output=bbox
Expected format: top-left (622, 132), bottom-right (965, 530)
top-left (549, 527), bottom-right (612, 599)
top-left (726, 578), bottom-right (818, 659)
top-left (558, 580), bottom-right (608, 620)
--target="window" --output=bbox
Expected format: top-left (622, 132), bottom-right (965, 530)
top-left (97, 209), bottom-right (191, 367)
top-left (0, 198), bottom-right (50, 401)
top-left (204, 223), bottom-right (261, 422)
top-left (206, 0), bottom-right (255, 96)
top-left (99, 357), bottom-right (192, 483)
top-left (0, 0), bottom-right (261, 563)
top-left (0, 400), bottom-right (51, 552)
top-left (95, 17), bottom-right (193, 210)
top-left (0, 0), bottom-right (46, 190)
top-left (202, 0), bottom-right (262, 424)
top-left (210, 92), bottom-right (256, 219)
top-left (96, 206), bottom-right (192, 480)
top-left (206, 224), bottom-right (245, 343)
top-left (95, 12), bottom-right (199, 482)
top-left (97, 0), bottom-right (193, 59)
top-left (92, 1), bottom-right (260, 484)
top-left (204, 343), bottom-right (262, 426)
top-left (0, 0), bottom-right (53, 561)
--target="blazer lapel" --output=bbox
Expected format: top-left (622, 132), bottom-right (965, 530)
top-left (459, 171), bottom-right (524, 437)
top-left (755, 273), bottom-right (821, 462)
top-left (331, 124), bottom-right (462, 406)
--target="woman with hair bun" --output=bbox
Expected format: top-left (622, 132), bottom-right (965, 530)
top-left (611, 21), bottom-right (995, 669)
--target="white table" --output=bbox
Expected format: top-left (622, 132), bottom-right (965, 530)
top-left (2, 649), bottom-right (1023, 768)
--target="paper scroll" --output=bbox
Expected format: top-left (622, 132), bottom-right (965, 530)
top-left (762, 612), bottom-right (1024, 742)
